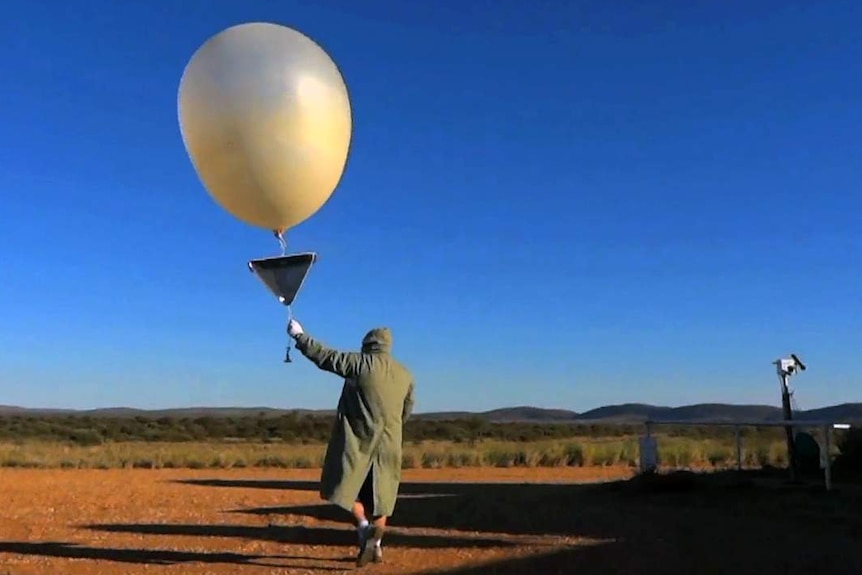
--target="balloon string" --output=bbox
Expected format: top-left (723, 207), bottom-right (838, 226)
top-left (276, 229), bottom-right (291, 363)
top-left (284, 304), bottom-right (293, 363)
top-left (274, 230), bottom-right (287, 256)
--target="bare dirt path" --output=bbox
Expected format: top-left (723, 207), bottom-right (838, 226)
top-left (0, 467), bottom-right (632, 575)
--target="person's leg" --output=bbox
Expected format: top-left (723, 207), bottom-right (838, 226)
top-left (366, 514), bottom-right (387, 563)
top-left (356, 466), bottom-right (388, 566)
top-left (354, 468), bottom-right (374, 549)
top-left (351, 500), bottom-right (368, 527)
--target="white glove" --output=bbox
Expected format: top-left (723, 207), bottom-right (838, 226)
top-left (287, 318), bottom-right (304, 338)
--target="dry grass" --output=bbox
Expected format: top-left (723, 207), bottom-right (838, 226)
top-left (0, 435), bottom-right (791, 470)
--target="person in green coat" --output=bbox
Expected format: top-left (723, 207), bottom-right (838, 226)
top-left (287, 318), bottom-right (415, 567)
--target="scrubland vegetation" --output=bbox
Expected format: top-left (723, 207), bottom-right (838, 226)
top-left (3, 412), bottom-right (854, 472)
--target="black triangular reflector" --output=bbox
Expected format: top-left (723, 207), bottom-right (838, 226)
top-left (247, 252), bottom-right (318, 306)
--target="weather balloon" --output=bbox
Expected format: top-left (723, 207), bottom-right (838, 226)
top-left (178, 22), bottom-right (352, 235)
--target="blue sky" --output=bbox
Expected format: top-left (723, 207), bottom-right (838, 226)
top-left (0, 0), bottom-right (859, 412)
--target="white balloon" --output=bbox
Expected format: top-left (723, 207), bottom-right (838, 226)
top-left (178, 22), bottom-right (352, 233)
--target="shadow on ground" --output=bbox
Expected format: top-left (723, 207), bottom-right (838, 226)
top-left (6, 470), bottom-right (859, 573)
top-left (160, 469), bottom-right (862, 574)
top-left (84, 522), bottom-right (520, 550)
top-left (0, 541), bottom-right (300, 568)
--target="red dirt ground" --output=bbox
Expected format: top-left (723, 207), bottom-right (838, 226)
top-left (0, 467), bottom-right (633, 575)
top-left (3, 466), bottom-right (862, 574)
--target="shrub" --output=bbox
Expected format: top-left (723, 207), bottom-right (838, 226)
top-left (833, 428), bottom-right (862, 477)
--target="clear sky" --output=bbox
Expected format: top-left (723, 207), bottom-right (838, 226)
top-left (0, 0), bottom-right (859, 413)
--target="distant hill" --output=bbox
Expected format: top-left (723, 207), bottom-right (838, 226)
top-left (419, 406), bottom-right (578, 423)
top-left (0, 405), bottom-right (336, 419)
top-left (575, 403), bottom-right (785, 423)
top-left (0, 405), bottom-right (74, 416)
top-left (1, 402), bottom-right (860, 423)
top-left (793, 403), bottom-right (862, 422)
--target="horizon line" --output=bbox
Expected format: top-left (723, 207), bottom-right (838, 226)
top-left (2, 400), bottom-right (859, 414)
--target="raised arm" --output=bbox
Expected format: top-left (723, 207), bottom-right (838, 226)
top-left (293, 333), bottom-right (364, 379)
top-left (289, 320), bottom-right (364, 379)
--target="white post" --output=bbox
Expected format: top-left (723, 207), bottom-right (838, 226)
top-left (822, 424), bottom-right (832, 491)
top-left (735, 426), bottom-right (742, 471)
top-left (639, 422), bottom-right (658, 473)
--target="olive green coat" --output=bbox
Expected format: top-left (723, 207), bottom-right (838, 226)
top-left (293, 327), bottom-right (415, 517)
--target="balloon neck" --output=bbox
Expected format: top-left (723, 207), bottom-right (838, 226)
top-left (274, 229), bottom-right (287, 256)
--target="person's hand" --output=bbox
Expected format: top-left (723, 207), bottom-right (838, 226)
top-left (287, 318), bottom-right (304, 338)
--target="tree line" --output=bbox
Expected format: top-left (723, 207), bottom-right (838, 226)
top-left (0, 413), bottom-right (789, 446)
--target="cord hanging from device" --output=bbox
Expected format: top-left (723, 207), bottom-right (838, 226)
top-left (284, 305), bottom-right (293, 363)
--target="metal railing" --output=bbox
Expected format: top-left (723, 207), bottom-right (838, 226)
top-left (638, 419), bottom-right (862, 491)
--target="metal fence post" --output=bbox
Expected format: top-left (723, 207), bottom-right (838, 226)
top-left (822, 424), bottom-right (832, 491)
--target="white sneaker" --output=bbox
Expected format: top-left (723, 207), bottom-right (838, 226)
top-left (357, 526), bottom-right (384, 567)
